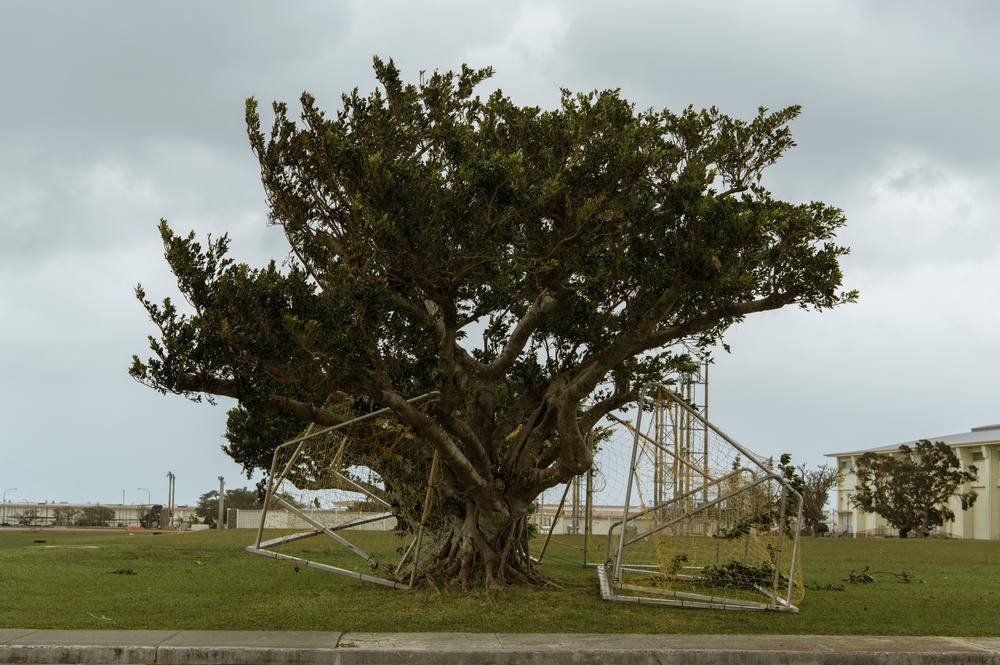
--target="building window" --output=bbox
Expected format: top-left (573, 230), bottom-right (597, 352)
top-left (972, 451), bottom-right (985, 462)
top-left (840, 460), bottom-right (854, 472)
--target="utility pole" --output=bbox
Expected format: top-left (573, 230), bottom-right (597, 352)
top-left (217, 476), bottom-right (225, 528)
top-left (165, 472), bottom-right (175, 528)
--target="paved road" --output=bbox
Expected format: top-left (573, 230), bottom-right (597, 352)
top-left (1, 630), bottom-right (999, 664)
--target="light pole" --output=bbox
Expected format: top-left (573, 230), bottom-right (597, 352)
top-left (166, 472), bottom-right (175, 528)
top-left (3, 488), bottom-right (16, 526)
top-left (217, 476), bottom-right (225, 529)
top-left (137, 488), bottom-right (150, 528)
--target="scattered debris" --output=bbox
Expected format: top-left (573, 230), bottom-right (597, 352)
top-left (845, 566), bottom-right (913, 584)
top-left (702, 561), bottom-right (786, 590)
top-left (108, 568), bottom-right (137, 575)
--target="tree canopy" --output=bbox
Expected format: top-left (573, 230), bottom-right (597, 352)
top-left (799, 463), bottom-right (840, 536)
top-left (131, 58), bottom-right (855, 586)
top-left (195, 487), bottom-right (263, 525)
top-left (850, 440), bottom-right (978, 538)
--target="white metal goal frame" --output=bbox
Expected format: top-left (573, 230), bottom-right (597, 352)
top-left (598, 383), bottom-right (804, 611)
top-left (246, 392), bottom-right (437, 590)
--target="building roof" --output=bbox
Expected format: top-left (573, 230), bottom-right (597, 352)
top-left (826, 424), bottom-right (1000, 458)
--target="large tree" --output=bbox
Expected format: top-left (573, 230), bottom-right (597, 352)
top-left (131, 58), bottom-right (855, 587)
top-left (850, 440), bottom-right (978, 538)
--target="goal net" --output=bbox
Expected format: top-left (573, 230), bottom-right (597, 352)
top-left (246, 396), bottom-right (437, 589)
top-left (596, 384), bottom-right (804, 611)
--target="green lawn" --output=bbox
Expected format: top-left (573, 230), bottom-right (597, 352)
top-left (0, 528), bottom-right (996, 635)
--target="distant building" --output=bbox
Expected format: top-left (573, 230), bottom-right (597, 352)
top-left (0, 501), bottom-right (198, 529)
top-left (827, 424), bottom-right (1000, 539)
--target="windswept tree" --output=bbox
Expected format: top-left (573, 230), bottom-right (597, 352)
top-left (52, 507), bottom-right (79, 527)
top-left (850, 440), bottom-right (978, 538)
top-left (13, 508), bottom-right (41, 527)
top-left (132, 58), bottom-right (855, 587)
top-left (76, 506), bottom-right (116, 528)
top-left (799, 463), bottom-right (840, 536)
top-left (138, 505), bottom-right (163, 529)
top-left (195, 487), bottom-right (263, 525)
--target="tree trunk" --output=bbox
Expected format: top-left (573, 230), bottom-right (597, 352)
top-left (405, 498), bottom-right (540, 589)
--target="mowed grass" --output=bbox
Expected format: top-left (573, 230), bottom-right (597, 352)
top-left (0, 528), bottom-right (997, 635)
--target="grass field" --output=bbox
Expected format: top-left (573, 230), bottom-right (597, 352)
top-left (0, 528), bottom-right (996, 635)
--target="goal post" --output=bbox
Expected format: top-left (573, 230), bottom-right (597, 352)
top-left (246, 392), bottom-right (438, 589)
top-left (599, 383), bottom-right (804, 611)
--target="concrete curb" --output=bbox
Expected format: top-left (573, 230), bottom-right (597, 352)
top-left (0, 631), bottom-right (998, 664)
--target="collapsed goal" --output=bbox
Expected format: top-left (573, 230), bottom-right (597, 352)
top-left (597, 383), bottom-right (804, 611)
top-left (532, 379), bottom-right (805, 611)
top-left (246, 394), bottom-right (437, 589)
top-left (246, 383), bottom-right (804, 611)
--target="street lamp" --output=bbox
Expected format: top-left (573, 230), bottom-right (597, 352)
top-left (136, 487), bottom-right (152, 526)
top-left (217, 476), bottom-right (225, 528)
top-left (3, 488), bottom-right (17, 526)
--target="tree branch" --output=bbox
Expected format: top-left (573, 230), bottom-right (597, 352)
top-left (378, 387), bottom-right (494, 506)
top-left (480, 289), bottom-right (565, 382)
top-left (173, 374), bottom-right (351, 427)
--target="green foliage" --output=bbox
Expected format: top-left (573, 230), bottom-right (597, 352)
top-left (716, 452), bottom-right (803, 540)
top-left (666, 553), bottom-right (688, 575)
top-left (12, 508), bottom-right (41, 526)
top-left (701, 560), bottom-right (785, 590)
top-left (131, 57), bottom-right (855, 578)
top-left (52, 507), bottom-right (78, 527)
top-left (800, 463), bottom-right (839, 536)
top-left (344, 498), bottom-right (388, 513)
top-left (195, 488), bottom-right (263, 524)
top-left (138, 505), bottom-right (163, 529)
top-left (850, 440), bottom-right (978, 538)
top-left (76, 506), bottom-right (115, 528)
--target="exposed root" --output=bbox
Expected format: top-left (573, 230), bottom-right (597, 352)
top-left (400, 505), bottom-right (557, 590)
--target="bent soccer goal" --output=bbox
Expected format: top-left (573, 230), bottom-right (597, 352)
top-left (596, 383), bottom-right (804, 611)
top-left (246, 394), bottom-right (438, 589)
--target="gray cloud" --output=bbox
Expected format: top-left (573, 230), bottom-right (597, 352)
top-left (1, 0), bottom-right (997, 503)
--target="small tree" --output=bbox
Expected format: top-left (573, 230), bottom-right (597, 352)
top-left (76, 506), bottom-right (116, 527)
top-left (13, 508), bottom-right (41, 526)
top-left (799, 463), bottom-right (840, 536)
top-left (139, 504), bottom-right (163, 529)
top-left (195, 487), bottom-right (262, 525)
top-left (850, 440), bottom-right (978, 538)
top-left (52, 507), bottom-right (79, 527)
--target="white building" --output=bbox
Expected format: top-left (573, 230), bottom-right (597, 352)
top-left (827, 424), bottom-right (1000, 539)
top-left (0, 501), bottom-right (198, 529)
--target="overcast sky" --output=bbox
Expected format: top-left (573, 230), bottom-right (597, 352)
top-left (2, 1), bottom-right (998, 507)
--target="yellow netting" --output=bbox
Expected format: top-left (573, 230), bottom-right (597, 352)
top-left (250, 406), bottom-right (437, 587)
top-left (599, 385), bottom-right (804, 611)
